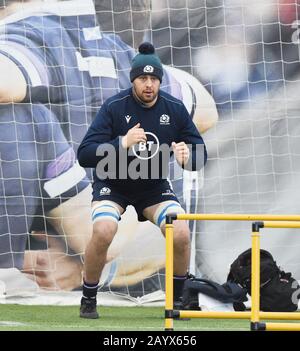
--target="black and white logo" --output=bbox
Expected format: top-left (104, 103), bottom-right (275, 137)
top-left (132, 132), bottom-right (159, 160)
top-left (143, 65), bottom-right (154, 73)
top-left (100, 187), bottom-right (111, 196)
top-left (160, 114), bottom-right (170, 125)
top-left (125, 115), bottom-right (132, 124)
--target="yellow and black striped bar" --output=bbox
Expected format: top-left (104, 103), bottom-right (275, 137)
top-left (164, 213), bottom-right (300, 331)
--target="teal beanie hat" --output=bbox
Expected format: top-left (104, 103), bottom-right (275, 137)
top-left (130, 42), bottom-right (163, 82)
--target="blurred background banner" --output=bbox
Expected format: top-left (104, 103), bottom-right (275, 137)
top-left (1, 0), bottom-right (300, 303)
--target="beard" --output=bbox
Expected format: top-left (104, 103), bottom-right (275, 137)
top-left (140, 90), bottom-right (158, 103)
top-left (133, 87), bottom-right (159, 106)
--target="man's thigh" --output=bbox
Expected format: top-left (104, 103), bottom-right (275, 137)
top-left (92, 200), bottom-right (125, 215)
top-left (91, 200), bottom-right (125, 226)
top-left (142, 200), bottom-right (185, 231)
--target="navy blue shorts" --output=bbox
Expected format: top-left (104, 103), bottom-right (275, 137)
top-left (92, 180), bottom-right (180, 222)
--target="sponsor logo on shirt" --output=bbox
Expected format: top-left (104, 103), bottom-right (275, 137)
top-left (160, 114), bottom-right (170, 125)
top-left (132, 132), bottom-right (160, 160)
top-left (125, 115), bottom-right (132, 124)
top-left (100, 187), bottom-right (111, 196)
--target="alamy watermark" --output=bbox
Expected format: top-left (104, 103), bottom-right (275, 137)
top-left (95, 142), bottom-right (205, 180)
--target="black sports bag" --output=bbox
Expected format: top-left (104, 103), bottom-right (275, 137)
top-left (227, 248), bottom-right (300, 312)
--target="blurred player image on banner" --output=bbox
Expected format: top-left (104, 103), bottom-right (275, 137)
top-left (0, 103), bottom-right (92, 290)
top-left (0, 0), bottom-right (218, 295)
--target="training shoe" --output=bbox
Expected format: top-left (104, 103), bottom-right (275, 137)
top-left (173, 298), bottom-right (191, 321)
top-left (173, 299), bottom-right (184, 310)
top-left (80, 297), bottom-right (99, 319)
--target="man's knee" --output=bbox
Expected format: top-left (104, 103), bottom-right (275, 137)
top-left (92, 221), bottom-right (117, 248)
top-left (173, 222), bottom-right (190, 250)
top-left (92, 200), bottom-right (121, 224)
top-left (91, 200), bottom-right (121, 248)
top-left (153, 200), bottom-right (185, 229)
top-left (93, 221), bottom-right (117, 237)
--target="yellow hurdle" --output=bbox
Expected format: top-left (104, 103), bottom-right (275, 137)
top-left (178, 310), bottom-right (300, 320)
top-left (164, 213), bottom-right (300, 331)
top-left (251, 223), bottom-right (261, 327)
top-left (176, 213), bottom-right (300, 221)
top-left (265, 323), bottom-right (300, 331)
top-left (164, 222), bottom-right (174, 331)
top-left (264, 221), bottom-right (300, 228)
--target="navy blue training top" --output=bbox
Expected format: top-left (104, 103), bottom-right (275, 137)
top-left (78, 88), bottom-right (207, 192)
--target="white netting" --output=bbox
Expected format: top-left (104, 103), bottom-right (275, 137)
top-left (1, 0), bottom-right (300, 305)
top-left (149, 0), bottom-right (300, 282)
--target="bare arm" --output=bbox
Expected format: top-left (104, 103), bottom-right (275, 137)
top-left (0, 54), bottom-right (26, 103)
top-left (192, 76), bottom-right (219, 134)
top-left (23, 233), bottom-right (83, 291)
top-left (22, 186), bottom-right (93, 291)
top-left (46, 185), bottom-right (93, 255)
top-left (47, 186), bottom-right (142, 262)
top-left (164, 65), bottom-right (219, 134)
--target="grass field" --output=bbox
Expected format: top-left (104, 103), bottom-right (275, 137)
top-left (0, 305), bottom-right (252, 331)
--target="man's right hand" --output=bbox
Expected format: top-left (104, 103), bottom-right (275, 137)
top-left (121, 123), bottom-right (147, 149)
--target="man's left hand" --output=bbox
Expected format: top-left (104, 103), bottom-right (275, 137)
top-left (172, 141), bottom-right (190, 166)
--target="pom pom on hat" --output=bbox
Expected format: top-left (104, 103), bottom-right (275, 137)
top-left (130, 42), bottom-right (163, 82)
top-left (138, 42), bottom-right (155, 55)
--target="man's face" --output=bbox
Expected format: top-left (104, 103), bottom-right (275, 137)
top-left (133, 74), bottom-right (160, 104)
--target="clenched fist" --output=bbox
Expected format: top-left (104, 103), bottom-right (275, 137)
top-left (121, 123), bottom-right (147, 149)
top-left (172, 141), bottom-right (190, 166)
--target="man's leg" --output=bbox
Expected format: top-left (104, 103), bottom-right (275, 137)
top-left (80, 200), bottom-right (124, 319)
top-left (168, 220), bottom-right (190, 305)
top-left (142, 201), bottom-right (189, 306)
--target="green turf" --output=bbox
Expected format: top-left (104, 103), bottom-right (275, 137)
top-left (0, 305), bottom-right (252, 331)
